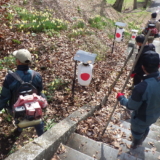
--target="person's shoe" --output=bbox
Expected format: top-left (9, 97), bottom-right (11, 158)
top-left (131, 138), bottom-right (143, 149)
top-left (131, 142), bottom-right (139, 149)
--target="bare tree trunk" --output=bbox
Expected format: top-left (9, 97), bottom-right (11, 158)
top-left (133, 0), bottom-right (137, 9)
top-left (143, 0), bottom-right (149, 8)
top-left (113, 0), bottom-right (124, 12)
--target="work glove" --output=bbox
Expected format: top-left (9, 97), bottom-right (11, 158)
top-left (130, 73), bottom-right (136, 78)
top-left (116, 92), bottom-right (125, 101)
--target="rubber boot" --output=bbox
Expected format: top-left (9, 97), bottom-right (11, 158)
top-left (131, 137), bottom-right (143, 149)
top-left (142, 129), bottom-right (149, 142)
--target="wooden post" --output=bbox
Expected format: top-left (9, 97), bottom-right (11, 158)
top-left (111, 26), bottom-right (117, 54)
top-left (72, 60), bottom-right (77, 99)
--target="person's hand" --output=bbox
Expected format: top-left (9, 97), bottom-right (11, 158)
top-left (116, 92), bottom-right (125, 100)
top-left (130, 73), bottom-right (136, 78)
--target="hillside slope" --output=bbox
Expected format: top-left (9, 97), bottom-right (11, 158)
top-left (0, 0), bottom-right (153, 159)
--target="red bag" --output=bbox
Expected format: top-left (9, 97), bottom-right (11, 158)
top-left (149, 28), bottom-right (158, 36)
top-left (14, 93), bottom-right (48, 119)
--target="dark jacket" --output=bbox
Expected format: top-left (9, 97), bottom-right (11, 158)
top-left (118, 72), bottom-right (160, 126)
top-left (0, 65), bottom-right (43, 110)
top-left (133, 44), bottom-right (155, 76)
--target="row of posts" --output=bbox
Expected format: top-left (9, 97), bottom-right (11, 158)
top-left (72, 22), bottom-right (138, 98)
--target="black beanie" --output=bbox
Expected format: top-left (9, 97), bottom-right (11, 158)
top-left (151, 12), bottom-right (157, 18)
top-left (142, 51), bottom-right (159, 73)
top-left (135, 34), bottom-right (145, 43)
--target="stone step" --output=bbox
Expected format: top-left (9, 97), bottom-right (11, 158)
top-left (58, 145), bottom-right (97, 160)
top-left (108, 123), bottom-right (160, 152)
top-left (66, 133), bottom-right (141, 160)
top-left (116, 138), bottom-right (160, 160)
top-left (124, 119), bottom-right (160, 132)
top-left (118, 152), bottom-right (142, 160)
top-left (118, 120), bottom-right (160, 140)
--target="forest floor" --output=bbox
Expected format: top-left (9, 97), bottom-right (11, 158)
top-left (0, 0), bottom-right (155, 159)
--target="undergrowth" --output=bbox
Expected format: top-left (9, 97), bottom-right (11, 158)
top-left (14, 7), bottom-right (68, 32)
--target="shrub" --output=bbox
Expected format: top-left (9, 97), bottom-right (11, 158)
top-left (14, 9), bottom-right (68, 32)
top-left (44, 78), bottom-right (69, 102)
top-left (68, 28), bottom-right (94, 38)
top-left (88, 15), bottom-right (107, 29)
top-left (73, 20), bottom-right (85, 29)
top-left (88, 16), bottom-right (115, 29)
top-left (0, 56), bottom-right (15, 70)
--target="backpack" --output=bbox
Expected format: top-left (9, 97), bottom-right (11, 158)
top-left (9, 70), bottom-right (38, 107)
top-left (8, 70), bottom-right (44, 121)
top-left (143, 21), bottom-right (158, 37)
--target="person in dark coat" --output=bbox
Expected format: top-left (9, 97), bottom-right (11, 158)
top-left (131, 34), bottom-right (155, 86)
top-left (0, 49), bottom-right (45, 136)
top-left (117, 52), bottom-right (160, 149)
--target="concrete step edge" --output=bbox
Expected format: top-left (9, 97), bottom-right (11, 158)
top-left (108, 123), bottom-right (160, 152)
top-left (58, 144), bottom-right (97, 160)
top-left (67, 133), bottom-right (118, 160)
top-left (67, 133), bottom-right (142, 160)
top-left (108, 134), bottom-right (160, 160)
top-left (118, 120), bottom-right (160, 140)
top-left (123, 119), bottom-right (160, 132)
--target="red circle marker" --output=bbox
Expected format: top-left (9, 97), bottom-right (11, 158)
top-left (132, 36), bottom-right (136, 39)
top-left (80, 73), bottom-right (90, 81)
top-left (116, 33), bottom-right (121, 38)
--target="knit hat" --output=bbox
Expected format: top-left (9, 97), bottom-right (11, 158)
top-left (142, 51), bottom-right (159, 73)
top-left (135, 34), bottom-right (145, 43)
top-left (13, 49), bottom-right (32, 64)
top-left (151, 12), bottom-right (157, 18)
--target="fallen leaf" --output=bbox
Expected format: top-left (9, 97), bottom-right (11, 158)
top-left (148, 142), bottom-right (155, 147)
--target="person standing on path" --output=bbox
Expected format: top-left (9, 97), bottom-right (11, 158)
top-left (145, 12), bottom-right (160, 32)
top-left (131, 34), bottom-right (156, 86)
top-left (117, 52), bottom-right (160, 149)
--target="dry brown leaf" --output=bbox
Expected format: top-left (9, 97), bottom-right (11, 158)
top-left (151, 147), bottom-right (157, 152)
top-left (148, 142), bottom-right (155, 147)
top-left (126, 143), bottom-right (131, 149)
top-left (117, 138), bottom-right (122, 142)
top-left (113, 141), bottom-right (120, 149)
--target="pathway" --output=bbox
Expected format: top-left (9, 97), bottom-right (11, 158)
top-left (147, 0), bottom-right (160, 13)
top-left (153, 39), bottom-right (160, 54)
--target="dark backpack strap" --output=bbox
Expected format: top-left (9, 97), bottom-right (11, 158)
top-left (8, 70), bottom-right (36, 84)
top-left (29, 70), bottom-right (36, 83)
top-left (8, 70), bottom-right (24, 84)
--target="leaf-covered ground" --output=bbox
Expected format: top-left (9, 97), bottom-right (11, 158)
top-left (0, 0), bottom-right (152, 159)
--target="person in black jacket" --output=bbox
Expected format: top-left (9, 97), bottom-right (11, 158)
top-left (117, 52), bottom-right (160, 149)
top-left (130, 34), bottom-right (155, 86)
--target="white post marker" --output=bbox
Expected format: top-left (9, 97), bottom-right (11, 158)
top-left (115, 28), bottom-right (124, 42)
top-left (112, 22), bottom-right (127, 53)
top-left (115, 22), bottom-right (126, 42)
top-left (77, 63), bottom-right (93, 86)
top-left (131, 29), bottom-right (138, 41)
top-left (74, 50), bottom-right (97, 86)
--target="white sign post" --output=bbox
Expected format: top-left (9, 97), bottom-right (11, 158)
top-left (72, 50), bottom-right (97, 99)
top-left (111, 22), bottom-right (127, 53)
top-left (131, 29), bottom-right (138, 41)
